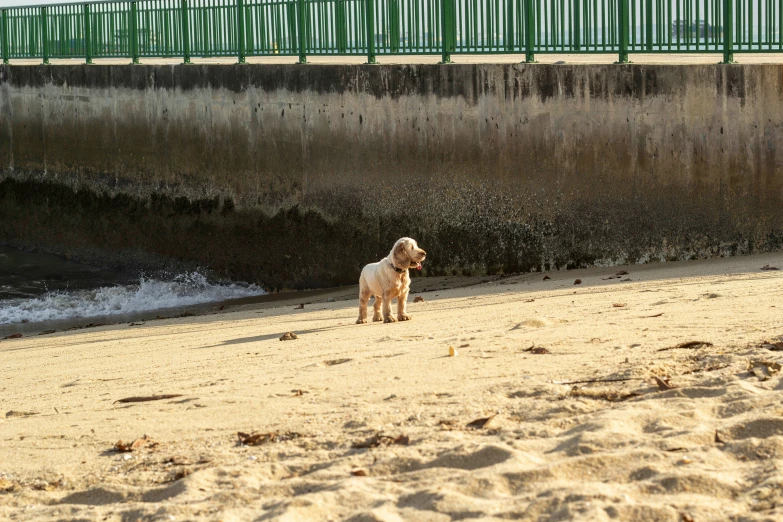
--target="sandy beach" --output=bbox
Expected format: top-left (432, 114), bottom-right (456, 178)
top-left (2, 253), bottom-right (783, 521)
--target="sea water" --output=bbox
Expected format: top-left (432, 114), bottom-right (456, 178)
top-left (0, 244), bottom-right (265, 336)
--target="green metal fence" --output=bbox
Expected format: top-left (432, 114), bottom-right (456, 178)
top-left (1, 1), bottom-right (781, 64)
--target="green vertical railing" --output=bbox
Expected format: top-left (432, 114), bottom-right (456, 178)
top-left (295, 0), bottom-right (306, 61)
top-left (618, 0), bottom-right (629, 62)
top-left (41, 7), bottom-right (49, 63)
top-left (0, 1), bottom-right (780, 65)
top-left (366, 0), bottom-right (376, 62)
top-left (524, 0), bottom-right (534, 61)
top-left (237, 0), bottom-right (246, 62)
top-left (723, 0), bottom-right (734, 62)
top-left (182, 0), bottom-right (191, 62)
top-left (1, 9), bottom-right (8, 64)
top-left (130, 1), bottom-right (139, 62)
top-left (84, 3), bottom-right (93, 63)
top-left (439, 0), bottom-right (450, 61)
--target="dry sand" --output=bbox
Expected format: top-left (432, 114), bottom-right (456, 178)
top-left (2, 253), bottom-right (783, 521)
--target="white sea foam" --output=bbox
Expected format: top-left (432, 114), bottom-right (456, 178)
top-left (0, 272), bottom-right (265, 325)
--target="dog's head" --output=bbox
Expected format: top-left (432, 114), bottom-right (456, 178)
top-left (390, 237), bottom-right (426, 270)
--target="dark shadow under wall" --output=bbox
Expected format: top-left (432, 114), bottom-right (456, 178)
top-left (1, 178), bottom-right (778, 290)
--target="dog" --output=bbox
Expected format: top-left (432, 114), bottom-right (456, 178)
top-left (356, 237), bottom-right (427, 324)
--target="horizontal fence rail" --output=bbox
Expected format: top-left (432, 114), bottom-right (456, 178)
top-left (0, 1), bottom-right (780, 64)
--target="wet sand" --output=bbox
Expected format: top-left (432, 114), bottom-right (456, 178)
top-left (2, 253), bottom-right (783, 521)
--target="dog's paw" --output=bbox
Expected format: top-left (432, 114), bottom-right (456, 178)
top-left (372, 314), bottom-right (383, 322)
top-left (383, 316), bottom-right (397, 323)
top-left (397, 314), bottom-right (411, 321)
top-left (356, 318), bottom-right (368, 324)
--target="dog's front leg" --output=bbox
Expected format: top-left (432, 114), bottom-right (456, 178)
top-left (382, 291), bottom-right (397, 323)
top-left (372, 296), bottom-right (383, 322)
top-left (397, 288), bottom-right (411, 321)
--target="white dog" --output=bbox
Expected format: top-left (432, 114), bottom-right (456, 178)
top-left (356, 237), bottom-right (427, 324)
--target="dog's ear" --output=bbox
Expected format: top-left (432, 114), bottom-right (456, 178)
top-left (392, 240), bottom-right (409, 267)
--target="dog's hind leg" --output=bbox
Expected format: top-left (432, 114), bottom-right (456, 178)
top-left (372, 295), bottom-right (383, 322)
top-left (356, 287), bottom-right (371, 324)
top-left (397, 288), bottom-right (411, 321)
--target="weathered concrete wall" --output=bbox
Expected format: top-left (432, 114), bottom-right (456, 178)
top-left (1, 63), bottom-right (782, 289)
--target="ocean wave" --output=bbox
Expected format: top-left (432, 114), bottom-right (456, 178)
top-left (0, 272), bottom-right (265, 325)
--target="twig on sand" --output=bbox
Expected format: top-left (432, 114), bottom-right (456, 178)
top-left (654, 376), bottom-right (677, 390)
top-left (549, 377), bottom-right (636, 385)
top-left (115, 394), bottom-right (183, 404)
top-left (657, 341), bottom-right (713, 352)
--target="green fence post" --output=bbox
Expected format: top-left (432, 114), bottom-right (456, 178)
top-left (237, 0), bottom-right (246, 63)
top-left (366, 0), bottom-right (376, 63)
top-left (439, 0), bottom-right (450, 63)
top-left (84, 3), bottom-right (92, 64)
top-left (645, 0), bottom-right (652, 51)
top-left (296, 0), bottom-right (307, 63)
top-left (524, 0), bottom-right (535, 62)
top-left (722, 0), bottom-right (734, 63)
top-left (182, 0), bottom-right (191, 63)
top-left (617, 0), bottom-right (629, 63)
top-left (505, 0), bottom-right (513, 51)
top-left (41, 7), bottom-right (49, 64)
top-left (574, 0), bottom-right (580, 51)
top-left (131, 1), bottom-right (139, 63)
top-left (2, 9), bottom-right (8, 65)
top-left (389, 0), bottom-right (398, 52)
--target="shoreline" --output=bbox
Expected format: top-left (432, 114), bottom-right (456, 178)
top-left (0, 274), bottom-right (513, 338)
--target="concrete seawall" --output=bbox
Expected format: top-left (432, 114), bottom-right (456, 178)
top-left (1, 63), bottom-right (782, 289)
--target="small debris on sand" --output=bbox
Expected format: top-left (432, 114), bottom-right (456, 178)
top-left (115, 435), bottom-right (157, 453)
top-left (761, 340), bottom-right (783, 351)
top-left (654, 376), bottom-right (677, 390)
top-left (6, 410), bottom-right (38, 418)
top-left (466, 415), bottom-right (497, 429)
top-left (280, 332), bottom-right (299, 341)
top-left (352, 434), bottom-right (409, 449)
top-left (238, 431), bottom-right (301, 446)
top-left (747, 360), bottom-right (782, 381)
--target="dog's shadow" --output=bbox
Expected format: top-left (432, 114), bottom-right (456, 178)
top-left (198, 323), bottom-right (355, 349)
